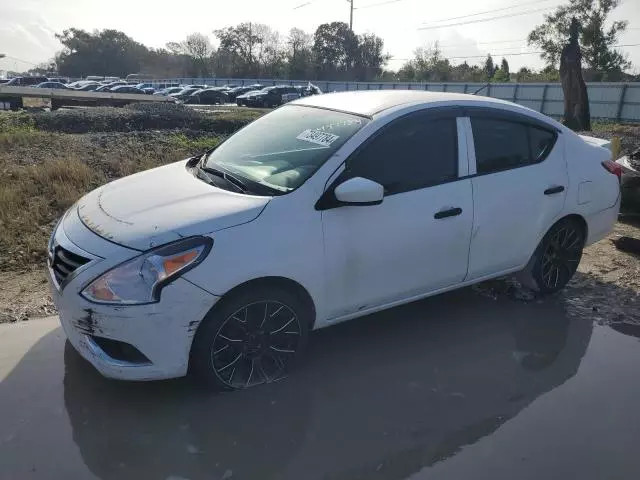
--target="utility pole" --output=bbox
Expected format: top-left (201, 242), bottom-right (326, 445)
top-left (349, 0), bottom-right (354, 30)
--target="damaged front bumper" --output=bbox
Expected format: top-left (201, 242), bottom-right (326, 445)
top-left (48, 210), bottom-right (219, 381)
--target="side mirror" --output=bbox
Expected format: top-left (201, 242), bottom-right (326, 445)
top-left (334, 177), bottom-right (384, 206)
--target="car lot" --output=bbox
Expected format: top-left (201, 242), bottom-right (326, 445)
top-left (1, 280), bottom-right (640, 480)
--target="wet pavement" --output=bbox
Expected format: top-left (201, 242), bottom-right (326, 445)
top-left (1, 286), bottom-right (640, 480)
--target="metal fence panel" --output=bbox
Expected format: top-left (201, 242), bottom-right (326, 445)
top-left (152, 78), bottom-right (640, 121)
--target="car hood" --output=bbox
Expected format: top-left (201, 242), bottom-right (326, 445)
top-left (76, 160), bottom-right (270, 250)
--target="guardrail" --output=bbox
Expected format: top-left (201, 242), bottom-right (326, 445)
top-left (0, 85), bottom-right (173, 110)
top-left (153, 78), bottom-right (640, 123)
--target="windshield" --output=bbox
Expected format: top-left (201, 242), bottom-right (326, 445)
top-left (205, 105), bottom-right (368, 192)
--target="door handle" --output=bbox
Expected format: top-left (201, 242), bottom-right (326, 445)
top-left (544, 186), bottom-right (565, 195)
top-left (434, 207), bottom-right (462, 219)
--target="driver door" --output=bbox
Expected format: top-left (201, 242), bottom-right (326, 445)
top-left (320, 109), bottom-right (474, 320)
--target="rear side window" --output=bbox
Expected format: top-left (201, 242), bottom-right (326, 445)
top-left (471, 117), bottom-right (557, 174)
top-left (347, 114), bottom-right (458, 195)
top-left (529, 126), bottom-right (556, 161)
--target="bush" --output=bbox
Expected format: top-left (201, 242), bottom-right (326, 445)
top-left (23, 103), bottom-right (263, 134)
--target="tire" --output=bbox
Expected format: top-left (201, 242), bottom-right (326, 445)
top-left (520, 217), bottom-right (586, 295)
top-left (191, 284), bottom-right (311, 391)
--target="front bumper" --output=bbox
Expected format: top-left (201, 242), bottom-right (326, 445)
top-left (49, 210), bottom-right (219, 381)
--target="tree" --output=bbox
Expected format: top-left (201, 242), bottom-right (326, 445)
top-left (354, 33), bottom-right (389, 81)
top-left (286, 28), bottom-right (314, 79)
top-left (528, 0), bottom-right (629, 78)
top-left (214, 23), bottom-right (263, 76)
top-left (500, 58), bottom-right (509, 76)
top-left (312, 22), bottom-right (359, 80)
top-left (483, 54), bottom-right (496, 80)
top-left (493, 57), bottom-right (510, 82)
top-left (55, 28), bottom-right (147, 77)
top-left (398, 42), bottom-right (452, 82)
top-left (516, 66), bottom-right (533, 82)
top-left (252, 25), bottom-right (286, 78)
top-left (166, 33), bottom-right (214, 77)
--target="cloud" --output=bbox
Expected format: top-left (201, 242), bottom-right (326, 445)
top-left (0, 6), bottom-right (62, 68)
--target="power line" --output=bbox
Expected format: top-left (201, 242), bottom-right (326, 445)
top-left (420, 0), bottom-right (557, 25)
top-left (292, 1), bottom-right (315, 9)
top-left (418, 7), bottom-right (556, 30)
top-left (436, 28), bottom-right (640, 49)
top-left (390, 42), bottom-right (640, 61)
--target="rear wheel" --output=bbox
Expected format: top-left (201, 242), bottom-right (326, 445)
top-left (191, 285), bottom-right (310, 390)
top-left (521, 217), bottom-right (586, 294)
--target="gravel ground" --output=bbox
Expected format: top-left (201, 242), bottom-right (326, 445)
top-left (473, 221), bottom-right (640, 327)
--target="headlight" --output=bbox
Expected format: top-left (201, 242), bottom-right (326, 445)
top-left (81, 237), bottom-right (212, 305)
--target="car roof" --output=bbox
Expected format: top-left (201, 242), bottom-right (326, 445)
top-left (291, 90), bottom-right (532, 117)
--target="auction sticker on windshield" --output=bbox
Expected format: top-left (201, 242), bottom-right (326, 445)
top-left (296, 129), bottom-right (340, 147)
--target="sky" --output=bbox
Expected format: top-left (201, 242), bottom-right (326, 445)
top-left (1, 0), bottom-right (639, 75)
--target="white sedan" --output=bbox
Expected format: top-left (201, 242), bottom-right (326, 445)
top-left (48, 91), bottom-right (620, 389)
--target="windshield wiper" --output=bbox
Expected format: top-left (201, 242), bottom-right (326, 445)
top-left (199, 164), bottom-right (250, 194)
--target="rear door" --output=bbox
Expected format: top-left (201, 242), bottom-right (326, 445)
top-left (465, 110), bottom-right (568, 280)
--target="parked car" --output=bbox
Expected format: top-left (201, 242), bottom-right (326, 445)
top-left (280, 84), bottom-right (323, 104)
top-left (235, 89), bottom-right (262, 106)
top-left (184, 84), bottom-right (207, 89)
top-left (73, 82), bottom-right (101, 91)
top-left (94, 81), bottom-right (128, 92)
top-left (5, 76), bottom-right (48, 86)
top-left (227, 85), bottom-right (262, 102)
top-left (35, 81), bottom-right (69, 89)
top-left (135, 83), bottom-right (154, 90)
top-left (616, 148), bottom-right (640, 212)
top-left (141, 87), bottom-right (155, 95)
top-left (154, 86), bottom-right (183, 96)
top-left (110, 85), bottom-right (145, 94)
top-left (48, 91), bottom-right (620, 390)
top-left (249, 85), bottom-right (299, 108)
top-left (184, 88), bottom-right (229, 105)
top-left (47, 77), bottom-right (69, 84)
top-left (169, 87), bottom-right (203, 101)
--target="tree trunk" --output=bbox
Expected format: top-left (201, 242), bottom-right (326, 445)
top-left (559, 23), bottom-right (591, 131)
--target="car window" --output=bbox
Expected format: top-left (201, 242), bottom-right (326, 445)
top-left (529, 126), bottom-right (556, 161)
top-left (346, 113), bottom-right (458, 195)
top-left (205, 105), bottom-right (369, 192)
top-left (471, 118), bottom-right (530, 174)
top-left (471, 117), bottom-right (557, 174)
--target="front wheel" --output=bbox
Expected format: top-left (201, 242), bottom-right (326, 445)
top-left (521, 217), bottom-right (586, 294)
top-left (191, 285), bottom-right (310, 390)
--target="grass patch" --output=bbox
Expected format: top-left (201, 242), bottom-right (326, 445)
top-left (168, 133), bottom-right (222, 151)
top-left (0, 156), bottom-right (105, 268)
top-left (0, 129), bottom-right (229, 272)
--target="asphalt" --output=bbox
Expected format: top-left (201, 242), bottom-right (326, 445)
top-left (1, 287), bottom-right (639, 480)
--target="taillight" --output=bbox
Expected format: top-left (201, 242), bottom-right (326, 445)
top-left (602, 160), bottom-right (622, 181)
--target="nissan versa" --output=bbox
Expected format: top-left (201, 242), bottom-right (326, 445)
top-left (48, 91), bottom-right (620, 390)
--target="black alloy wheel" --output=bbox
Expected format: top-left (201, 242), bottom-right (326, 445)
top-left (191, 286), bottom-right (310, 390)
top-left (531, 218), bottom-right (585, 294)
